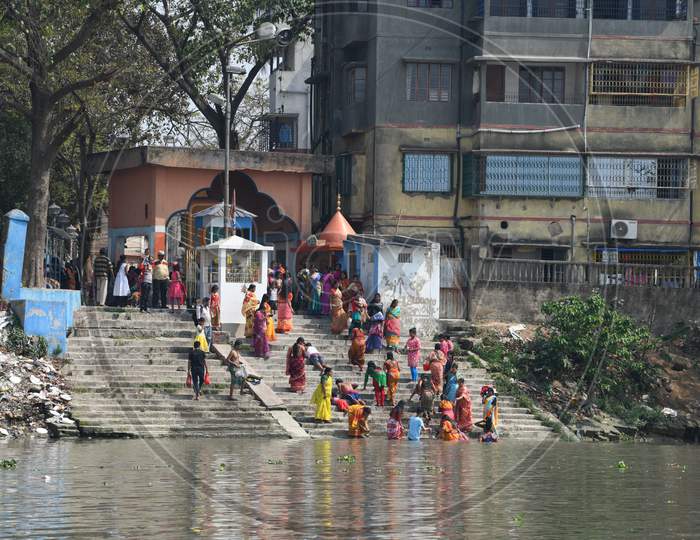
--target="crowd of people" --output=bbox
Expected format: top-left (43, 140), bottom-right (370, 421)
top-left (179, 260), bottom-right (500, 442)
top-left (83, 247), bottom-right (187, 312)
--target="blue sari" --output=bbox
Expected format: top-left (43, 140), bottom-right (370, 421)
top-left (444, 373), bottom-right (458, 402)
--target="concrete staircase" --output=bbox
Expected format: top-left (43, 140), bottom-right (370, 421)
top-left (63, 307), bottom-right (289, 438)
top-left (243, 315), bottom-right (557, 440)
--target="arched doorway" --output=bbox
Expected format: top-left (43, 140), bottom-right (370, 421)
top-left (165, 171), bottom-right (302, 302)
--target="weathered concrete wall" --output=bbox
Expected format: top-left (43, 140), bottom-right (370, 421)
top-left (1, 210), bottom-right (81, 356)
top-left (469, 281), bottom-right (700, 334)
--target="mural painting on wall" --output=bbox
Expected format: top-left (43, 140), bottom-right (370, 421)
top-left (379, 257), bottom-right (438, 337)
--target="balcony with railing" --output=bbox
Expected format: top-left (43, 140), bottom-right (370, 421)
top-left (477, 257), bottom-right (700, 289)
top-left (488, 0), bottom-right (687, 20)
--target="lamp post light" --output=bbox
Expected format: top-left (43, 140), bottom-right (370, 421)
top-left (205, 22), bottom-right (291, 238)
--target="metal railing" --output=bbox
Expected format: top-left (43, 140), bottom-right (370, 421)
top-left (486, 92), bottom-right (585, 105)
top-left (489, 0), bottom-right (687, 20)
top-left (477, 257), bottom-right (700, 289)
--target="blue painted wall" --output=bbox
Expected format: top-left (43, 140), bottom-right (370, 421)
top-left (1, 209), bottom-right (81, 357)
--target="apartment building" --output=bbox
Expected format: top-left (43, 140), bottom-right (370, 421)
top-left (309, 0), bottom-right (700, 272)
top-left (261, 40), bottom-right (314, 152)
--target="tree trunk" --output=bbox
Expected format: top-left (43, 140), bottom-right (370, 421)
top-left (22, 110), bottom-right (54, 288)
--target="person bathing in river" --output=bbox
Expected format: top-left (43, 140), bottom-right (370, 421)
top-left (444, 363), bottom-right (459, 402)
top-left (386, 400), bottom-right (406, 440)
top-left (363, 361), bottom-right (387, 407)
top-left (407, 407), bottom-right (430, 441)
top-left (409, 375), bottom-right (435, 424)
top-left (348, 404), bottom-right (371, 438)
top-left (311, 367), bottom-right (333, 423)
top-left (476, 385), bottom-right (499, 442)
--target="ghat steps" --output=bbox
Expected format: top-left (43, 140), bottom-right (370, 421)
top-left (64, 307), bottom-right (555, 440)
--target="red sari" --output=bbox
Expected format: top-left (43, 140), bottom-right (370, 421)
top-left (455, 384), bottom-right (473, 432)
top-left (286, 348), bottom-right (306, 392)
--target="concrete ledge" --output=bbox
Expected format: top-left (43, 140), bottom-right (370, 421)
top-left (11, 299), bottom-right (67, 355)
top-left (19, 287), bottom-right (81, 328)
top-left (270, 411), bottom-right (310, 439)
top-left (212, 343), bottom-right (285, 409)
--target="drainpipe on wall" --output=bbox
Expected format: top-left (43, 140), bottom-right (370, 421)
top-left (452, 0), bottom-right (467, 259)
top-left (569, 215), bottom-right (577, 261)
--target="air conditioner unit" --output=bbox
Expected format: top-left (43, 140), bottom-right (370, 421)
top-left (610, 219), bottom-right (638, 240)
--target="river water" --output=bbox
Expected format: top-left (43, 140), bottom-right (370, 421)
top-left (0, 437), bottom-right (698, 539)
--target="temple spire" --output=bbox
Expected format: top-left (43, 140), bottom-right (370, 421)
top-left (337, 193), bottom-right (341, 212)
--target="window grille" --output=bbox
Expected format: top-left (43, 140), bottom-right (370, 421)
top-left (406, 63), bottom-right (451, 102)
top-left (398, 252), bottom-right (413, 263)
top-left (491, 0), bottom-right (580, 18)
top-left (440, 243), bottom-right (458, 258)
top-left (592, 0), bottom-right (687, 20)
top-left (336, 155), bottom-right (352, 197)
top-left (403, 153), bottom-right (452, 193)
top-left (226, 250), bottom-right (262, 283)
top-left (464, 154), bottom-right (583, 197)
top-left (408, 0), bottom-right (453, 7)
top-left (593, 249), bottom-right (690, 265)
top-left (519, 66), bottom-right (565, 103)
top-left (589, 63), bottom-right (688, 107)
top-left (348, 66), bottom-right (366, 103)
top-left (587, 157), bottom-right (688, 199)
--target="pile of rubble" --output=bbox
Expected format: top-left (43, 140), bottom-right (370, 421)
top-left (0, 351), bottom-right (76, 438)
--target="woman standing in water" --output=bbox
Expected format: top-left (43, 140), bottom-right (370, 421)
top-left (454, 379), bottom-right (473, 433)
top-left (311, 367), bottom-right (333, 423)
top-left (384, 351), bottom-right (401, 407)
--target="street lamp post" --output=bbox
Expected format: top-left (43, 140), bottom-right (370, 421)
top-left (206, 22), bottom-right (291, 238)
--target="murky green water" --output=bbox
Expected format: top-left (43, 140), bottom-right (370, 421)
top-left (0, 437), bottom-right (698, 539)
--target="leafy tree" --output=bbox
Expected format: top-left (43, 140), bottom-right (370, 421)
top-left (121, 0), bottom-right (311, 149)
top-left (0, 0), bottom-right (123, 286)
top-left (0, 110), bottom-right (31, 216)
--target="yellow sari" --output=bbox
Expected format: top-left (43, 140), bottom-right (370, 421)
top-left (241, 292), bottom-right (258, 338)
top-left (311, 374), bottom-right (333, 421)
top-left (264, 302), bottom-right (276, 341)
top-left (194, 328), bottom-right (209, 353)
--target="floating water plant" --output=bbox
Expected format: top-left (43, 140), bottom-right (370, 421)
top-left (1, 459), bottom-right (17, 469)
top-left (337, 455), bottom-right (356, 463)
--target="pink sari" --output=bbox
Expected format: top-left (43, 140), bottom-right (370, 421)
top-left (455, 385), bottom-right (473, 432)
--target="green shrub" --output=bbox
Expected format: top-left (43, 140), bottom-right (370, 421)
top-left (528, 294), bottom-right (657, 401)
top-left (5, 324), bottom-right (48, 359)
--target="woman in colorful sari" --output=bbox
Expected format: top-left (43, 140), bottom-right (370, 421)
top-left (252, 304), bottom-right (270, 359)
top-left (383, 351), bottom-right (401, 407)
top-left (428, 345), bottom-right (445, 394)
top-left (454, 378), bottom-right (473, 433)
top-left (311, 367), bottom-right (333, 423)
top-left (386, 400), bottom-right (405, 440)
top-left (444, 363), bottom-right (459, 402)
top-left (384, 299), bottom-right (401, 349)
top-left (367, 293), bottom-right (383, 320)
top-left (309, 268), bottom-right (322, 314)
top-left (329, 283), bottom-right (348, 334)
top-left (348, 328), bottom-right (366, 372)
top-left (348, 404), bottom-right (371, 438)
top-left (366, 311), bottom-right (384, 354)
top-left (321, 270), bottom-right (334, 316)
top-left (348, 297), bottom-right (367, 337)
top-left (405, 327), bottom-right (422, 383)
top-left (477, 385), bottom-right (499, 442)
top-left (276, 277), bottom-right (294, 333)
top-left (439, 414), bottom-right (464, 441)
top-left (209, 284), bottom-right (221, 329)
top-left (286, 342), bottom-right (306, 393)
top-left (241, 284), bottom-right (259, 339)
top-left (260, 294), bottom-right (276, 342)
